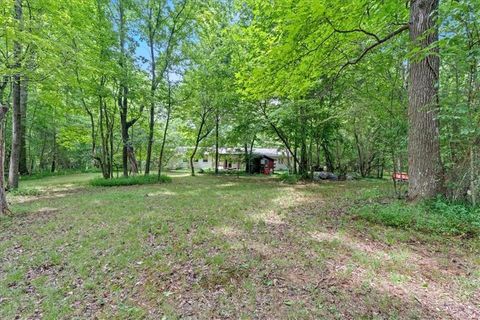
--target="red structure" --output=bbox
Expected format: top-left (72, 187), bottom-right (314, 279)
top-left (392, 172), bottom-right (409, 182)
top-left (262, 156), bottom-right (275, 175)
top-left (250, 155), bottom-right (275, 175)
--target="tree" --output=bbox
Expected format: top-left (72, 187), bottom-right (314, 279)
top-left (8, 0), bottom-right (24, 189)
top-left (0, 77), bottom-right (10, 214)
top-left (407, 0), bottom-right (443, 200)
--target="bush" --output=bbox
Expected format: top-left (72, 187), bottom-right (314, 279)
top-left (8, 188), bottom-right (42, 196)
top-left (90, 174), bottom-right (172, 187)
top-left (355, 198), bottom-right (480, 237)
top-left (20, 168), bottom-right (102, 181)
top-left (278, 172), bottom-right (301, 184)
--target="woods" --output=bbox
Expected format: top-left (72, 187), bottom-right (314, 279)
top-left (0, 0), bottom-right (479, 213)
top-left (1, 1), bottom-right (480, 318)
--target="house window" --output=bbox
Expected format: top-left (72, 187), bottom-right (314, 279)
top-left (203, 158), bottom-right (208, 162)
top-left (194, 159), bottom-right (199, 162)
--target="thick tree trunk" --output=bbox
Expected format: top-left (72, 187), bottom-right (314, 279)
top-left (407, 0), bottom-right (443, 200)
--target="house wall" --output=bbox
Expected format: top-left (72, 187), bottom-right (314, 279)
top-left (167, 149), bottom-right (291, 172)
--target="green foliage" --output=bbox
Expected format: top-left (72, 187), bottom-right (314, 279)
top-left (356, 198), bottom-right (480, 237)
top-left (90, 175), bottom-right (172, 187)
top-left (8, 188), bottom-right (42, 196)
top-left (278, 172), bottom-right (301, 184)
top-left (19, 168), bottom-right (101, 181)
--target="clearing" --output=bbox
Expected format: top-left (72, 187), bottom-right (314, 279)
top-left (1, 173), bottom-right (479, 319)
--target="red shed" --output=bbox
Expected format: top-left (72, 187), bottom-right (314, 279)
top-left (251, 155), bottom-right (275, 175)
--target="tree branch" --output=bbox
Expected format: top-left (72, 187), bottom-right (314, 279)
top-left (336, 24), bottom-right (409, 77)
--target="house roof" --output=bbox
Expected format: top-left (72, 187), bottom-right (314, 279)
top-left (175, 147), bottom-right (289, 158)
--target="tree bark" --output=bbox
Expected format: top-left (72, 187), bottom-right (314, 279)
top-left (145, 15), bottom-right (156, 175)
top-left (158, 83), bottom-right (172, 179)
top-left (190, 117), bottom-right (206, 177)
top-left (19, 76), bottom-right (28, 175)
top-left (407, 0), bottom-right (443, 200)
top-left (0, 105), bottom-right (9, 215)
top-left (118, 0), bottom-right (129, 177)
top-left (8, 0), bottom-right (23, 189)
top-left (215, 109), bottom-right (219, 174)
top-left (0, 77), bottom-right (10, 215)
top-left (299, 104), bottom-right (308, 177)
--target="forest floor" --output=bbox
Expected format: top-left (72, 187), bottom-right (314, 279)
top-left (1, 172), bottom-right (479, 319)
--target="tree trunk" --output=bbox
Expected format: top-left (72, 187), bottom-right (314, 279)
top-left (145, 101), bottom-right (155, 175)
top-left (145, 22), bottom-right (156, 175)
top-left (407, 0), bottom-right (443, 200)
top-left (0, 106), bottom-right (9, 215)
top-left (51, 129), bottom-right (56, 173)
top-left (19, 76), bottom-right (28, 175)
top-left (8, 0), bottom-right (23, 189)
top-left (8, 75), bottom-right (21, 189)
top-left (244, 143), bottom-right (249, 173)
top-left (0, 76), bottom-right (10, 215)
top-left (118, 0), bottom-right (129, 177)
top-left (158, 83), bottom-right (172, 179)
top-left (299, 104), bottom-right (308, 177)
top-left (215, 109), bottom-right (219, 174)
top-left (190, 120), bottom-right (205, 177)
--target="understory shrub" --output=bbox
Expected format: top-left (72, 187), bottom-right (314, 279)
top-left (278, 172), bottom-right (301, 184)
top-left (90, 175), bottom-right (172, 187)
top-left (8, 188), bottom-right (42, 196)
top-left (355, 198), bottom-right (480, 237)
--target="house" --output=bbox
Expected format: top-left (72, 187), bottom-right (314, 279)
top-left (167, 147), bottom-right (290, 173)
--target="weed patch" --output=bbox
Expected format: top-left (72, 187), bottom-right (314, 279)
top-left (90, 175), bottom-right (172, 187)
top-left (355, 198), bottom-right (480, 237)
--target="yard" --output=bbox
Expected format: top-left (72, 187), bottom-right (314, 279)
top-left (1, 173), bottom-right (479, 319)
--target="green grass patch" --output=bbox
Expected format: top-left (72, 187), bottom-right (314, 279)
top-left (2, 173), bottom-right (478, 319)
top-left (8, 187), bottom-right (42, 196)
top-left (90, 174), bottom-right (172, 187)
top-left (19, 168), bottom-right (101, 181)
top-left (355, 198), bottom-right (480, 237)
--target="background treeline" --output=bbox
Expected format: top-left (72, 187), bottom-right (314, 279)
top-left (0, 0), bottom-right (479, 213)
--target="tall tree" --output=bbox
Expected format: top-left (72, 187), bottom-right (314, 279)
top-left (8, 0), bottom-right (24, 189)
top-left (407, 0), bottom-right (443, 200)
top-left (143, 0), bottom-right (188, 175)
top-left (0, 77), bottom-right (10, 214)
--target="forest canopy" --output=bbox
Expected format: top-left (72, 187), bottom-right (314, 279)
top-left (0, 0), bottom-right (479, 213)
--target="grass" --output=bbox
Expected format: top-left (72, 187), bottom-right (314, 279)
top-left (355, 197), bottom-right (480, 237)
top-left (90, 174), bottom-right (172, 187)
top-left (19, 168), bottom-right (102, 181)
top-left (1, 173), bottom-right (479, 319)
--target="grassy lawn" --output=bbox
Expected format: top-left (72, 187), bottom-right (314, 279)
top-left (1, 173), bottom-right (479, 319)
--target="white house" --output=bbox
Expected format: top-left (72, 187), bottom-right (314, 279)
top-left (167, 147), bottom-right (291, 172)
